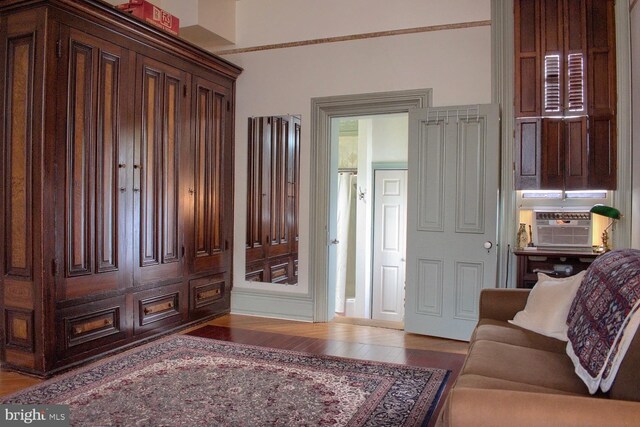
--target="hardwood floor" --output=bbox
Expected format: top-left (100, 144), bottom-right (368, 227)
top-left (204, 314), bottom-right (469, 355)
top-left (1, 314), bottom-right (469, 424)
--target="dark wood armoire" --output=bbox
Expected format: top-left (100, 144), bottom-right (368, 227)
top-left (0, 0), bottom-right (241, 376)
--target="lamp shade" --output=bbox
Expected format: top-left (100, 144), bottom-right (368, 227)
top-left (590, 204), bottom-right (621, 219)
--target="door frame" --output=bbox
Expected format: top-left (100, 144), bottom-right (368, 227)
top-left (310, 89), bottom-right (431, 322)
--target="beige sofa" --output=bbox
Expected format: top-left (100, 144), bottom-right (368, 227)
top-left (437, 289), bottom-right (640, 427)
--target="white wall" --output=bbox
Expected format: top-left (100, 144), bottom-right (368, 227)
top-left (632, 0), bottom-right (640, 249)
top-left (225, 0), bottom-right (489, 49)
top-left (371, 114), bottom-right (409, 163)
top-left (224, 0), bottom-right (492, 319)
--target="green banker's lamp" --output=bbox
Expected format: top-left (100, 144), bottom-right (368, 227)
top-left (590, 204), bottom-right (622, 253)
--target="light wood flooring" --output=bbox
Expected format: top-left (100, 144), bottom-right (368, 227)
top-left (1, 314), bottom-right (469, 399)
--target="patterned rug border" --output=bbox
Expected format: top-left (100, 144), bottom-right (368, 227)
top-left (2, 335), bottom-right (452, 426)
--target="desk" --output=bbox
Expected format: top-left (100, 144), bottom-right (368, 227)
top-left (514, 250), bottom-right (599, 288)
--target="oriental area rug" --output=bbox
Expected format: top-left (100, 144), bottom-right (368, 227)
top-left (2, 336), bottom-right (451, 426)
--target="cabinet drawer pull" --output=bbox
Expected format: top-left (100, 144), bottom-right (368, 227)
top-left (72, 317), bottom-right (113, 336)
top-left (197, 288), bottom-right (221, 301)
top-left (120, 187), bottom-right (126, 193)
top-left (118, 163), bottom-right (126, 168)
top-left (143, 300), bottom-right (175, 315)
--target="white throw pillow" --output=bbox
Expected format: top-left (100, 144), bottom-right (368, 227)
top-left (509, 270), bottom-right (586, 341)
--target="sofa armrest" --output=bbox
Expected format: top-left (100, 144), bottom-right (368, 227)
top-left (479, 288), bottom-right (530, 322)
top-left (439, 388), bottom-right (640, 427)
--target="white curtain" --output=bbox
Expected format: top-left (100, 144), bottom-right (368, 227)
top-left (335, 172), bottom-right (356, 314)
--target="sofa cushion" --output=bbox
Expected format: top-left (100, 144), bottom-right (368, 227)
top-left (473, 319), bottom-right (566, 354)
top-left (454, 373), bottom-right (582, 396)
top-left (462, 340), bottom-right (590, 395)
top-left (609, 326), bottom-right (640, 400)
top-left (509, 271), bottom-right (585, 340)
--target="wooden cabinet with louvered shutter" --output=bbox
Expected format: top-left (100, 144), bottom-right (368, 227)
top-left (514, 0), bottom-right (616, 190)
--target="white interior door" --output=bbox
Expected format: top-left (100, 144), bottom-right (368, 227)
top-left (405, 105), bottom-right (500, 341)
top-left (372, 170), bottom-right (407, 322)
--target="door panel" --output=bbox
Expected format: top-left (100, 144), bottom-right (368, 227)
top-left (246, 117), bottom-right (266, 263)
top-left (55, 27), bottom-right (131, 301)
top-left (191, 75), bottom-right (229, 273)
top-left (135, 56), bottom-right (188, 285)
top-left (405, 105), bottom-right (499, 341)
top-left (372, 170), bottom-right (407, 322)
top-left (4, 34), bottom-right (34, 280)
top-left (564, 116), bottom-right (588, 189)
top-left (456, 119), bottom-right (486, 234)
top-left (267, 117), bottom-right (290, 258)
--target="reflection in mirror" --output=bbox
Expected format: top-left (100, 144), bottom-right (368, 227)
top-left (246, 115), bottom-right (300, 284)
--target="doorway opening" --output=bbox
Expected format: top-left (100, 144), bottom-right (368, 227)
top-left (331, 114), bottom-right (408, 329)
top-left (309, 89), bottom-right (431, 324)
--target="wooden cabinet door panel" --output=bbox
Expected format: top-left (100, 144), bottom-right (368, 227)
top-left (3, 32), bottom-right (36, 281)
top-left (541, 118), bottom-right (565, 189)
top-left (135, 56), bottom-right (188, 285)
top-left (587, 0), bottom-right (616, 116)
top-left (563, 116), bottom-right (588, 189)
top-left (588, 116), bottom-right (616, 189)
top-left (246, 117), bottom-right (267, 264)
top-left (266, 116), bottom-right (291, 259)
top-left (289, 117), bottom-right (300, 256)
top-left (515, 0), bottom-right (541, 117)
top-left (190, 75), bottom-right (231, 273)
top-left (515, 118), bottom-right (542, 190)
top-left (55, 27), bottom-right (132, 301)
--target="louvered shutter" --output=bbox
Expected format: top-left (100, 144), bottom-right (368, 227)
top-left (544, 54), bottom-right (561, 113)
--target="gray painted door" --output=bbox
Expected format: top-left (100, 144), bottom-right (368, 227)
top-left (405, 105), bottom-right (500, 341)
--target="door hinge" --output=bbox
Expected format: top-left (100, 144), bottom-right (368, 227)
top-left (183, 84), bottom-right (187, 98)
top-left (227, 101), bottom-right (230, 112)
top-left (181, 245), bottom-right (185, 258)
top-left (51, 259), bottom-right (58, 276)
top-left (225, 240), bottom-right (229, 250)
top-left (56, 40), bottom-right (62, 59)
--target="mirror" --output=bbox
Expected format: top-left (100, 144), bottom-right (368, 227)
top-left (246, 115), bottom-right (301, 284)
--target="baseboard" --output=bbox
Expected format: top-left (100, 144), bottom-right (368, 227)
top-left (230, 289), bottom-right (314, 321)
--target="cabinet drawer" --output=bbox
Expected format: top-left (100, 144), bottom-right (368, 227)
top-left (190, 274), bottom-right (225, 309)
top-left (133, 282), bottom-right (187, 334)
top-left (189, 274), bottom-right (228, 319)
top-left (56, 296), bottom-right (128, 359)
top-left (269, 261), bottom-right (290, 284)
top-left (245, 263), bottom-right (265, 282)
